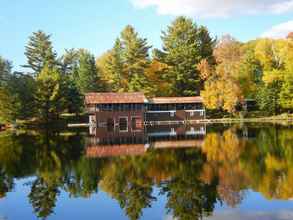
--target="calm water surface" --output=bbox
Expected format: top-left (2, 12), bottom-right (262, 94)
top-left (0, 123), bottom-right (293, 220)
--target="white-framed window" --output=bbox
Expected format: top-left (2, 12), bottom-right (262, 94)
top-left (119, 117), bottom-right (128, 132)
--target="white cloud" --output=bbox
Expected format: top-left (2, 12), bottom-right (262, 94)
top-left (262, 20), bottom-right (293, 38)
top-left (131, 0), bottom-right (293, 18)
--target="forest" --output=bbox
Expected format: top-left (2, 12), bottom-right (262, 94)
top-left (0, 16), bottom-right (293, 124)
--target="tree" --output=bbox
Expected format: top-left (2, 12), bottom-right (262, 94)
top-left (144, 60), bottom-right (170, 96)
top-left (101, 39), bottom-right (125, 91)
top-left (29, 177), bottom-right (60, 219)
top-left (24, 30), bottom-right (57, 75)
top-left (200, 36), bottom-right (243, 113)
top-left (100, 26), bottom-right (152, 93)
top-left (0, 72), bottom-right (36, 123)
top-left (59, 49), bottom-right (79, 76)
top-left (0, 57), bottom-right (13, 123)
top-left (120, 25), bottom-right (151, 93)
top-left (279, 74), bottom-right (293, 110)
top-left (35, 65), bottom-right (65, 122)
top-left (256, 82), bottom-right (281, 115)
top-left (0, 56), bottom-right (12, 87)
top-left (7, 73), bottom-right (37, 120)
top-left (59, 49), bottom-right (83, 114)
top-left (0, 88), bottom-right (14, 123)
top-left (154, 17), bottom-right (215, 96)
top-left (75, 50), bottom-right (104, 94)
top-left (63, 78), bottom-right (83, 115)
top-left (202, 77), bottom-right (242, 113)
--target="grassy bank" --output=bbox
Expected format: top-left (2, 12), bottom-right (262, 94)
top-left (202, 113), bottom-right (293, 125)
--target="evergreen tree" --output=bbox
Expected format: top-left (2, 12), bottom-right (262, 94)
top-left (154, 16), bottom-right (215, 96)
top-left (104, 39), bottom-right (124, 91)
top-left (75, 50), bottom-right (104, 94)
top-left (24, 30), bottom-right (57, 75)
top-left (59, 49), bottom-right (80, 76)
top-left (35, 65), bottom-right (65, 122)
top-left (0, 56), bottom-right (12, 87)
top-left (120, 25), bottom-right (151, 92)
top-left (63, 78), bottom-right (83, 115)
top-left (101, 25), bottom-right (151, 93)
top-left (8, 73), bottom-right (37, 120)
top-left (59, 49), bottom-right (83, 114)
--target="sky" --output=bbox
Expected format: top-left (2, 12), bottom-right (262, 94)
top-left (1, 0), bottom-right (293, 71)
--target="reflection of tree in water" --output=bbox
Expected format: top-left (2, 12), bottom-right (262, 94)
top-left (99, 148), bottom-right (219, 220)
top-left (162, 178), bottom-right (219, 220)
top-left (64, 157), bottom-right (103, 198)
top-left (99, 157), bottom-right (156, 220)
top-left (160, 149), bottom-right (219, 220)
top-left (0, 169), bottom-right (13, 198)
top-left (1, 125), bottom-right (293, 219)
top-left (29, 177), bottom-right (60, 219)
top-left (201, 128), bottom-right (247, 208)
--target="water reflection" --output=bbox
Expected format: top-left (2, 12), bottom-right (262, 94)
top-left (0, 124), bottom-right (293, 219)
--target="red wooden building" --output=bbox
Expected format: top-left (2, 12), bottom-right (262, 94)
top-left (85, 92), bottom-right (205, 131)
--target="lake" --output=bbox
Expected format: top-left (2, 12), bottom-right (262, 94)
top-left (0, 123), bottom-right (293, 220)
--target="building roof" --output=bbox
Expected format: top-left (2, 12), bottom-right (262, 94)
top-left (149, 96), bottom-right (203, 104)
top-left (85, 92), bottom-right (147, 104)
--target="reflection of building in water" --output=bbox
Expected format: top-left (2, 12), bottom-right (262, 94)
top-left (85, 92), bottom-right (205, 133)
top-left (86, 124), bottom-right (206, 158)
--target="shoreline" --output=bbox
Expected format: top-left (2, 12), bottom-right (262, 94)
top-left (1, 115), bottom-right (292, 132)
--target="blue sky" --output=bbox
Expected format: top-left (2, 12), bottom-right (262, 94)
top-left (1, 0), bottom-right (293, 71)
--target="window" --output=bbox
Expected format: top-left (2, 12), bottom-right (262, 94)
top-left (170, 111), bottom-right (175, 117)
top-left (119, 117), bottom-right (128, 132)
top-left (131, 117), bottom-right (142, 131)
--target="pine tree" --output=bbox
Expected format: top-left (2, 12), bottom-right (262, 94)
top-left (154, 17), bottom-right (215, 96)
top-left (75, 50), bottom-right (104, 94)
top-left (24, 30), bottom-right (57, 75)
top-left (0, 56), bottom-right (12, 87)
top-left (101, 25), bottom-right (151, 93)
top-left (104, 39), bottom-right (125, 91)
top-left (120, 25), bottom-right (151, 91)
top-left (35, 65), bottom-right (65, 121)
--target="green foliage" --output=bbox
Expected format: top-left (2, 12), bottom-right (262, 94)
top-left (0, 58), bottom-right (36, 123)
top-left (7, 73), bottom-right (37, 120)
top-left (256, 82), bottom-right (281, 115)
top-left (101, 25), bottom-right (152, 93)
top-left (0, 88), bottom-right (14, 123)
top-left (23, 30), bottom-right (57, 75)
top-left (75, 50), bottom-right (104, 94)
top-left (29, 178), bottom-right (60, 219)
top-left (0, 56), bottom-right (12, 87)
top-left (35, 65), bottom-right (66, 121)
top-left (279, 74), bottom-right (293, 110)
top-left (155, 16), bottom-right (215, 96)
